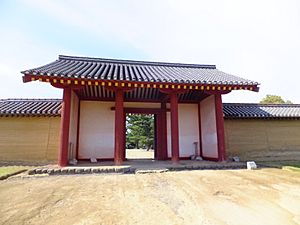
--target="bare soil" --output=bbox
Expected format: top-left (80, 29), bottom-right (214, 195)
top-left (125, 149), bottom-right (154, 159)
top-left (1, 168), bottom-right (300, 225)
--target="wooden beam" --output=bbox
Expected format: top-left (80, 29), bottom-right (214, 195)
top-left (111, 107), bottom-right (170, 114)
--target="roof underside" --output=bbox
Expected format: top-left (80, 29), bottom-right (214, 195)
top-left (22, 55), bottom-right (259, 86)
top-left (1, 99), bottom-right (299, 119)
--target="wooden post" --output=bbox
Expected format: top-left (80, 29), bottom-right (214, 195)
top-left (114, 89), bottom-right (125, 165)
top-left (215, 94), bottom-right (226, 161)
top-left (198, 102), bottom-right (203, 157)
top-left (161, 102), bottom-right (168, 160)
top-left (59, 87), bottom-right (71, 167)
top-left (170, 92), bottom-right (179, 162)
top-left (154, 114), bottom-right (159, 160)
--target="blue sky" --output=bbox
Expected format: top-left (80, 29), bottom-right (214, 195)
top-left (0, 0), bottom-right (300, 103)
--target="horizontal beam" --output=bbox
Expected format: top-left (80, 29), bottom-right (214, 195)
top-left (23, 74), bottom-right (259, 92)
top-left (79, 96), bottom-right (207, 104)
top-left (111, 107), bottom-right (170, 114)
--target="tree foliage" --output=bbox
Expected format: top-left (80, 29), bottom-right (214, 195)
top-left (126, 114), bottom-right (154, 150)
top-left (260, 95), bottom-right (292, 104)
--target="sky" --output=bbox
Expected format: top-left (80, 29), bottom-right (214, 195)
top-left (0, 0), bottom-right (299, 103)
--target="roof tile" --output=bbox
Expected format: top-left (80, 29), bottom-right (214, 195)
top-left (22, 55), bottom-right (259, 86)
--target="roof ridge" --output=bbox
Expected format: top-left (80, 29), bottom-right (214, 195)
top-left (58, 55), bottom-right (217, 69)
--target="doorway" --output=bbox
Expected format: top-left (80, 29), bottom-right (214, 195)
top-left (125, 113), bottom-right (156, 160)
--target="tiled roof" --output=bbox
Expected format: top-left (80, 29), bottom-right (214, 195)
top-left (22, 55), bottom-right (259, 86)
top-left (0, 99), bottom-right (61, 117)
top-left (223, 103), bottom-right (300, 119)
top-left (1, 99), bottom-right (299, 119)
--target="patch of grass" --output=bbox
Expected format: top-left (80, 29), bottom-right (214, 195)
top-left (282, 166), bottom-right (300, 172)
top-left (0, 166), bottom-right (30, 178)
top-left (258, 161), bottom-right (300, 171)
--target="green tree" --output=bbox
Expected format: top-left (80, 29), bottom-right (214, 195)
top-left (126, 114), bottom-right (154, 150)
top-left (260, 95), bottom-right (292, 104)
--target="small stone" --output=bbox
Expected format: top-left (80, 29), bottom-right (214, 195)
top-left (90, 158), bottom-right (97, 163)
top-left (84, 168), bottom-right (91, 174)
top-left (106, 168), bottom-right (115, 173)
top-left (47, 169), bottom-right (54, 175)
top-left (53, 168), bottom-right (61, 174)
top-left (247, 161), bottom-right (257, 170)
top-left (41, 168), bottom-right (48, 174)
top-left (92, 168), bottom-right (99, 173)
top-left (232, 156), bottom-right (240, 162)
top-left (61, 168), bottom-right (69, 174)
top-left (68, 168), bottom-right (76, 174)
top-left (28, 170), bottom-right (35, 175)
top-left (35, 168), bottom-right (42, 174)
top-left (129, 168), bottom-right (136, 173)
top-left (75, 168), bottom-right (84, 174)
top-left (123, 168), bottom-right (131, 173)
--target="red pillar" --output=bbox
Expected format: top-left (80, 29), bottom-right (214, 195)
top-left (215, 94), bottom-right (226, 161)
top-left (59, 87), bottom-right (71, 167)
top-left (161, 102), bottom-right (168, 160)
top-left (114, 89), bottom-right (125, 165)
top-left (155, 114), bottom-right (161, 160)
top-left (198, 102), bottom-right (203, 157)
top-left (170, 92), bottom-right (179, 162)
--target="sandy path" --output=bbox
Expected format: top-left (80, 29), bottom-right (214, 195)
top-left (1, 169), bottom-right (300, 225)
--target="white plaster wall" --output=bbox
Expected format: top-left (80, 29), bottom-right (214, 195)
top-left (166, 104), bottom-right (199, 158)
top-left (78, 101), bottom-right (115, 159)
top-left (178, 104), bottom-right (199, 157)
top-left (124, 102), bottom-right (160, 108)
top-left (68, 91), bottom-right (79, 159)
top-left (200, 95), bottom-right (218, 158)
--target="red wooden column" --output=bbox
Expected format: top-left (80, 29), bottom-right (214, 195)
top-left (198, 102), bottom-right (203, 157)
top-left (170, 92), bottom-right (179, 162)
top-left (59, 87), bottom-right (72, 167)
top-left (215, 94), bottom-right (226, 161)
top-left (155, 114), bottom-right (162, 160)
top-left (160, 102), bottom-right (168, 160)
top-left (114, 89), bottom-right (125, 165)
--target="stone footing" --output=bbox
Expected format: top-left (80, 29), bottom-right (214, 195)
top-left (28, 162), bottom-right (246, 176)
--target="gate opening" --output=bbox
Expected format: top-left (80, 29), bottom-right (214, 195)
top-left (125, 113), bottom-right (156, 160)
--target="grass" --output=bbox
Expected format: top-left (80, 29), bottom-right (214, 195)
top-left (281, 163), bottom-right (300, 172)
top-left (0, 166), bottom-right (30, 178)
top-left (259, 161), bottom-right (300, 172)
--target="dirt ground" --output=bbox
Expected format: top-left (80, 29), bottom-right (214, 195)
top-left (125, 149), bottom-right (154, 159)
top-left (1, 169), bottom-right (300, 225)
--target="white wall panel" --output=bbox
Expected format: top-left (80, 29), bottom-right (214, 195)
top-left (79, 101), bottom-right (115, 159)
top-left (200, 96), bottom-right (218, 158)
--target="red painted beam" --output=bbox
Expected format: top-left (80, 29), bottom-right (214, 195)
top-left (114, 89), bottom-right (125, 165)
top-left (23, 74), bottom-right (259, 93)
top-left (50, 82), bottom-right (84, 90)
top-left (215, 94), bottom-right (226, 161)
top-left (59, 87), bottom-right (71, 167)
top-left (170, 92), bottom-right (180, 162)
top-left (111, 107), bottom-right (170, 114)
